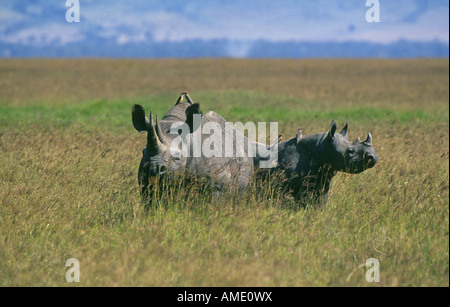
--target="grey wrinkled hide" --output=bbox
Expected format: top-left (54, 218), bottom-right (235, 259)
top-left (273, 121), bottom-right (377, 205)
top-left (187, 111), bottom-right (253, 192)
top-left (250, 136), bottom-right (282, 169)
top-left (132, 95), bottom-right (253, 200)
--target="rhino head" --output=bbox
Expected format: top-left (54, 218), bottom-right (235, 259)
top-left (321, 120), bottom-right (377, 174)
top-left (133, 105), bottom-right (187, 196)
top-left (131, 94), bottom-right (193, 196)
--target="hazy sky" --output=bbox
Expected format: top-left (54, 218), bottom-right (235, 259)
top-left (0, 0), bottom-right (448, 45)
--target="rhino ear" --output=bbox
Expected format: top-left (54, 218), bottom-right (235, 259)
top-left (186, 103), bottom-right (203, 133)
top-left (132, 104), bottom-right (150, 133)
top-left (339, 122), bottom-right (349, 140)
top-left (328, 120), bottom-right (337, 139)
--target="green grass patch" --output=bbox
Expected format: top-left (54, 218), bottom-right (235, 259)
top-left (1, 91), bottom-right (447, 133)
top-left (0, 60), bottom-right (448, 286)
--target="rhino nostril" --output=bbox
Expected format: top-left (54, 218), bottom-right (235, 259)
top-left (365, 154), bottom-right (377, 167)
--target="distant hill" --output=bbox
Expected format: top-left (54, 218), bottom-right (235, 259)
top-left (1, 39), bottom-right (448, 58)
top-left (1, 1), bottom-right (448, 58)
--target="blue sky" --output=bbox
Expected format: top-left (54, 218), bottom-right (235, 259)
top-left (0, 0), bottom-right (448, 46)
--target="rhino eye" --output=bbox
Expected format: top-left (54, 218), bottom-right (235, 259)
top-left (347, 148), bottom-right (356, 155)
top-left (171, 151), bottom-right (181, 160)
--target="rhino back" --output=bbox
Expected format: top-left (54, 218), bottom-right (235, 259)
top-left (161, 102), bottom-right (191, 122)
top-left (186, 111), bottom-right (253, 191)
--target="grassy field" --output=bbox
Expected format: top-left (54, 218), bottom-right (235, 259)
top-left (0, 59), bottom-right (448, 286)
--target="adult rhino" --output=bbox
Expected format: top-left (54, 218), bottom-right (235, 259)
top-left (131, 92), bottom-right (253, 200)
top-left (264, 121), bottom-right (377, 205)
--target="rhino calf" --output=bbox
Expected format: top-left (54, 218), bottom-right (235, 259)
top-left (274, 120), bottom-right (377, 204)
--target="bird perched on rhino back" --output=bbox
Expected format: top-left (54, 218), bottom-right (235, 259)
top-left (275, 120), bottom-right (378, 205)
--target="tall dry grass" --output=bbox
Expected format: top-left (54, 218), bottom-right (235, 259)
top-left (0, 59), bottom-right (448, 286)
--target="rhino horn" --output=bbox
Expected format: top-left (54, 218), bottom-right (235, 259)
top-left (147, 110), bottom-right (164, 152)
top-left (363, 133), bottom-right (372, 145)
top-left (339, 122), bottom-right (349, 140)
top-left (155, 113), bottom-right (169, 145)
top-left (355, 137), bottom-right (361, 143)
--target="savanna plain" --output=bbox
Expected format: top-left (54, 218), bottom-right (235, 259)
top-left (0, 59), bottom-right (448, 286)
